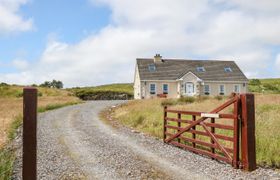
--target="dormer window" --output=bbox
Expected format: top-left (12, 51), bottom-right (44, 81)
top-left (148, 64), bottom-right (156, 71)
top-left (196, 66), bottom-right (205, 72)
top-left (224, 67), bottom-right (232, 72)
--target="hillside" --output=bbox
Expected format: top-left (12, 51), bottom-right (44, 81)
top-left (70, 83), bottom-right (134, 100)
top-left (249, 78), bottom-right (280, 94)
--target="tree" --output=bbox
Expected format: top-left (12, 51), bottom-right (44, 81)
top-left (39, 80), bottom-right (63, 89)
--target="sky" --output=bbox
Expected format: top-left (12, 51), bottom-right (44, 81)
top-left (0, 0), bottom-right (280, 87)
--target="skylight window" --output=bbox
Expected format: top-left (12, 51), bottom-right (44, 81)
top-left (148, 64), bottom-right (156, 71)
top-left (196, 67), bottom-right (205, 72)
top-left (224, 67), bottom-right (232, 72)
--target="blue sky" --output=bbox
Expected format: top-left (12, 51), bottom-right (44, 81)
top-left (0, 0), bottom-right (280, 87)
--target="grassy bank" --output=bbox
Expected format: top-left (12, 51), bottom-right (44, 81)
top-left (112, 94), bottom-right (280, 168)
top-left (70, 83), bottom-right (133, 100)
top-left (0, 84), bottom-right (81, 179)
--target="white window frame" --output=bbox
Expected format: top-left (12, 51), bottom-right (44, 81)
top-left (204, 84), bottom-right (210, 95)
top-left (234, 84), bottom-right (240, 93)
top-left (219, 84), bottom-right (225, 95)
top-left (150, 83), bottom-right (156, 95)
top-left (162, 84), bottom-right (169, 94)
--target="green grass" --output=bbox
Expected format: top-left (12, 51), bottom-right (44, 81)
top-left (37, 101), bottom-right (81, 113)
top-left (249, 78), bottom-right (280, 94)
top-left (112, 94), bottom-right (280, 168)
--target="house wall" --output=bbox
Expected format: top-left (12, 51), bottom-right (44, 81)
top-left (133, 65), bottom-right (141, 99)
top-left (141, 81), bottom-right (178, 99)
top-left (200, 82), bottom-right (248, 96)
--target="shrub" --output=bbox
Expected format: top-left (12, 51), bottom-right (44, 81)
top-left (178, 96), bottom-right (195, 104)
top-left (196, 95), bottom-right (209, 102)
top-left (214, 95), bottom-right (223, 101)
top-left (161, 99), bottom-right (177, 106)
top-left (249, 79), bottom-right (261, 86)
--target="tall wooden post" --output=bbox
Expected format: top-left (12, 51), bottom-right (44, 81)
top-left (23, 87), bottom-right (37, 180)
top-left (240, 93), bottom-right (256, 171)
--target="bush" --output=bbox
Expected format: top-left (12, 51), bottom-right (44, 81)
top-left (133, 115), bottom-right (145, 127)
top-left (161, 99), bottom-right (177, 106)
top-left (214, 95), bottom-right (223, 101)
top-left (197, 95), bottom-right (209, 102)
top-left (249, 79), bottom-right (261, 86)
top-left (178, 96), bottom-right (195, 104)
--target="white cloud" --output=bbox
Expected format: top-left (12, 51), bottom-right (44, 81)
top-left (12, 58), bottom-right (29, 70)
top-left (276, 54), bottom-right (280, 70)
top-left (0, 0), bottom-right (33, 34)
top-left (1, 0), bottom-right (280, 86)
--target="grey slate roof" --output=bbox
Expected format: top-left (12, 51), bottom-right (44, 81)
top-left (137, 58), bottom-right (248, 82)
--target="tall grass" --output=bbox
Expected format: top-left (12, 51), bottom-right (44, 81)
top-left (112, 94), bottom-right (280, 168)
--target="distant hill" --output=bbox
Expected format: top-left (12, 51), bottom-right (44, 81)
top-left (249, 78), bottom-right (280, 94)
top-left (70, 83), bottom-right (134, 100)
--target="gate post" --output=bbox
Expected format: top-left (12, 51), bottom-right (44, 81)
top-left (23, 87), bottom-right (37, 180)
top-left (240, 93), bottom-right (256, 171)
top-left (163, 106), bottom-right (167, 142)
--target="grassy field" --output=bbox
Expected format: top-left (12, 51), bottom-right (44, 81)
top-left (70, 83), bottom-right (133, 100)
top-left (249, 78), bottom-right (280, 94)
top-left (0, 84), bottom-right (81, 179)
top-left (112, 94), bottom-right (280, 168)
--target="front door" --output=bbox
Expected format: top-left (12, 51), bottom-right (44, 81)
top-left (185, 82), bottom-right (194, 96)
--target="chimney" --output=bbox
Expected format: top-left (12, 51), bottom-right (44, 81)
top-left (154, 54), bottom-right (162, 63)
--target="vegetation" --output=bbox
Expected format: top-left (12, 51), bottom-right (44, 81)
top-left (112, 94), bottom-right (280, 168)
top-left (249, 78), bottom-right (280, 94)
top-left (70, 83), bottom-right (133, 100)
top-left (39, 79), bottom-right (63, 89)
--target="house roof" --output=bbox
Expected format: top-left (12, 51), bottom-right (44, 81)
top-left (136, 58), bottom-right (248, 82)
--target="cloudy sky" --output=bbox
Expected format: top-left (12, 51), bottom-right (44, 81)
top-left (0, 0), bottom-right (280, 87)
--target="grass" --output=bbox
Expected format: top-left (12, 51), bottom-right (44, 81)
top-left (249, 78), bottom-right (280, 94)
top-left (0, 83), bottom-right (81, 179)
top-left (112, 94), bottom-right (280, 168)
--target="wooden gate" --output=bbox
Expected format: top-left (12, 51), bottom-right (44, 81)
top-left (163, 93), bottom-right (256, 171)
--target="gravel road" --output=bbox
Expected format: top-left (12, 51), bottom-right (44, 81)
top-left (13, 101), bottom-right (280, 179)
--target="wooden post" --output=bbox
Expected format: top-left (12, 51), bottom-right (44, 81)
top-left (210, 117), bottom-right (215, 157)
top-left (192, 115), bottom-right (196, 148)
top-left (163, 106), bottom-right (167, 142)
top-left (233, 96), bottom-right (240, 168)
top-left (23, 87), bottom-right (37, 180)
top-left (240, 94), bottom-right (256, 171)
top-left (177, 113), bottom-right (181, 143)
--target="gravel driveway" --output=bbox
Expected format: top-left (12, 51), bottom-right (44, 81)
top-left (13, 101), bottom-right (280, 179)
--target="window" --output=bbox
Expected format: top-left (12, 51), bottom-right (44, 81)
top-left (163, 84), bottom-right (168, 94)
top-left (224, 67), bottom-right (232, 72)
top-left (150, 84), bottom-right (156, 94)
top-left (234, 85), bottom-right (240, 93)
top-left (219, 85), bottom-right (225, 95)
top-left (196, 66), bottom-right (205, 72)
top-left (204, 84), bottom-right (210, 95)
top-left (148, 64), bottom-right (156, 71)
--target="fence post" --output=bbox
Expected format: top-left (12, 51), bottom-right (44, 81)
top-left (23, 87), bottom-right (37, 180)
top-left (163, 106), bottom-right (167, 142)
top-left (240, 93), bottom-right (256, 171)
